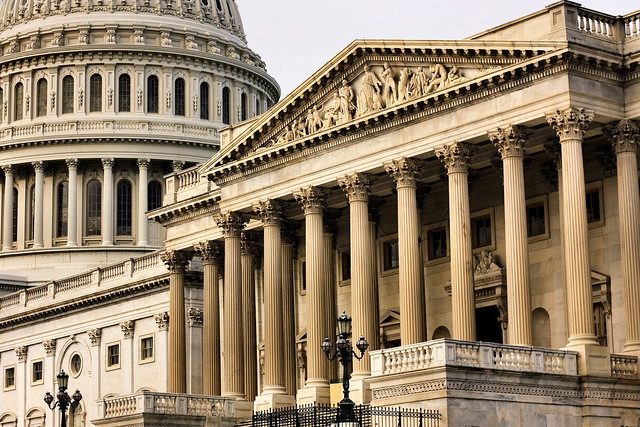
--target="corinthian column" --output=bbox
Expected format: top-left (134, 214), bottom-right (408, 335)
top-left (193, 240), bottom-right (224, 396)
top-left (241, 232), bottom-right (259, 401)
top-left (436, 142), bottom-right (476, 341)
top-left (338, 173), bottom-right (378, 378)
top-left (385, 158), bottom-right (426, 345)
top-left (137, 159), bottom-right (150, 246)
top-left (161, 249), bottom-right (192, 393)
top-left (2, 165), bottom-right (14, 251)
top-left (489, 126), bottom-right (533, 346)
top-left (604, 119), bottom-right (640, 355)
top-left (32, 161), bottom-right (45, 249)
top-left (280, 223), bottom-right (298, 396)
top-left (101, 158), bottom-right (114, 246)
top-left (66, 159), bottom-right (79, 247)
top-left (294, 187), bottom-right (330, 403)
top-left (546, 108), bottom-right (598, 348)
top-left (215, 212), bottom-right (247, 399)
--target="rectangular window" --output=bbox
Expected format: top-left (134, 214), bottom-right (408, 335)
top-left (140, 337), bottom-right (154, 361)
top-left (586, 189), bottom-right (601, 223)
top-left (471, 216), bottom-right (492, 248)
top-left (382, 239), bottom-right (400, 271)
top-left (107, 344), bottom-right (120, 368)
top-left (428, 228), bottom-right (447, 260)
top-left (527, 204), bottom-right (546, 237)
top-left (32, 360), bottom-right (43, 384)
top-left (4, 367), bottom-right (15, 389)
top-left (300, 260), bottom-right (307, 291)
top-left (340, 251), bottom-right (351, 281)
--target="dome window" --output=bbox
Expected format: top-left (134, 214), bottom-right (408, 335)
top-left (174, 78), bottom-right (185, 116)
top-left (240, 92), bottom-right (247, 121)
top-left (86, 180), bottom-right (101, 236)
top-left (215, 0), bottom-right (222, 10)
top-left (200, 82), bottom-right (209, 120)
top-left (14, 82), bottom-right (23, 121)
top-left (57, 181), bottom-right (69, 238)
top-left (62, 75), bottom-right (74, 114)
top-left (89, 74), bottom-right (102, 112)
top-left (222, 86), bottom-right (230, 124)
top-left (200, 0), bottom-right (208, 6)
top-left (147, 75), bottom-right (159, 113)
top-left (116, 179), bottom-right (132, 236)
top-left (36, 78), bottom-right (47, 117)
top-left (118, 74), bottom-right (131, 112)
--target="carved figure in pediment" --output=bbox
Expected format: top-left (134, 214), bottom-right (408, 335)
top-left (294, 117), bottom-right (306, 138)
top-left (185, 35), bottom-right (198, 50)
top-left (284, 125), bottom-right (295, 142)
top-left (304, 109), bottom-right (316, 135)
top-left (381, 62), bottom-right (397, 108)
top-left (79, 29), bottom-right (89, 44)
top-left (161, 32), bottom-right (172, 47)
top-left (446, 65), bottom-right (466, 86)
top-left (52, 32), bottom-right (64, 46)
top-left (207, 40), bottom-right (221, 54)
top-left (425, 63), bottom-right (447, 94)
top-left (410, 67), bottom-right (427, 98)
top-left (474, 250), bottom-right (500, 275)
top-left (398, 67), bottom-right (412, 102)
top-left (7, 40), bottom-right (19, 54)
top-left (356, 64), bottom-right (383, 117)
top-left (312, 105), bottom-right (324, 131)
top-left (323, 93), bottom-right (340, 128)
top-left (226, 46), bottom-right (240, 60)
top-left (336, 79), bottom-right (355, 125)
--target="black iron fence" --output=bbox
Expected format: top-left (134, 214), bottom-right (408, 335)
top-left (252, 403), bottom-right (440, 426)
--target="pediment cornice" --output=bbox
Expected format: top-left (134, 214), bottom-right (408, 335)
top-left (149, 192), bottom-right (220, 227)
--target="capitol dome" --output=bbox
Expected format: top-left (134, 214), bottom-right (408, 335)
top-left (0, 0), bottom-right (279, 285)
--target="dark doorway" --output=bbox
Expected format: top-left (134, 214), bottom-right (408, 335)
top-left (476, 305), bottom-right (503, 343)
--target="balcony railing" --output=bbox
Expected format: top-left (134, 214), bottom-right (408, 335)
top-left (611, 354), bottom-right (638, 378)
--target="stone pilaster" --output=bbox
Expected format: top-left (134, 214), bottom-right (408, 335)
top-left (384, 158), bottom-right (426, 345)
top-left (137, 159), bottom-right (150, 246)
top-left (65, 159), bottom-right (79, 246)
top-left (193, 239), bottom-right (224, 396)
top-left (2, 165), bottom-right (14, 251)
top-left (241, 231), bottom-right (259, 401)
top-left (294, 186), bottom-right (330, 404)
top-left (161, 249), bottom-right (192, 393)
top-left (489, 126), bottom-right (533, 346)
top-left (215, 212), bottom-right (247, 399)
top-left (436, 142), bottom-right (476, 341)
top-left (280, 223), bottom-right (298, 396)
top-left (101, 158), bottom-right (114, 246)
top-left (338, 173), bottom-right (378, 381)
top-left (32, 161), bottom-right (45, 248)
top-left (604, 119), bottom-right (640, 355)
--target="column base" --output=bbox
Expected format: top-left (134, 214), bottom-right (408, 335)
top-left (234, 400), bottom-right (254, 420)
top-left (562, 343), bottom-right (610, 377)
top-left (296, 382), bottom-right (330, 405)
top-left (254, 392), bottom-right (296, 411)
top-left (348, 375), bottom-right (371, 405)
top-left (622, 340), bottom-right (640, 357)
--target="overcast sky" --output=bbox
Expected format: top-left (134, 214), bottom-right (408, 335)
top-left (238, 0), bottom-right (639, 98)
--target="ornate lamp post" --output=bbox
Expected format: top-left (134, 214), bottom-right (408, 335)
top-left (44, 371), bottom-right (82, 427)
top-left (322, 312), bottom-right (369, 424)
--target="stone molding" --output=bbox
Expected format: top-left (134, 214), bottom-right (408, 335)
top-left (187, 307), bottom-right (203, 327)
top-left (87, 328), bottom-right (102, 346)
top-left (293, 186), bottom-right (327, 215)
top-left (384, 157), bottom-right (421, 188)
top-left (436, 141), bottom-right (473, 174)
top-left (193, 240), bottom-right (224, 266)
top-left (603, 118), bottom-right (640, 154)
top-left (120, 320), bottom-right (135, 339)
top-left (161, 250), bottom-right (192, 273)
top-left (15, 345), bottom-right (27, 362)
top-left (136, 158), bottom-right (150, 169)
top-left (101, 158), bottom-right (115, 169)
top-left (546, 107), bottom-right (594, 141)
top-left (154, 312), bottom-right (170, 331)
top-left (1, 164), bottom-right (14, 175)
top-left (338, 172), bottom-right (372, 203)
top-left (43, 339), bottom-right (56, 356)
top-left (214, 211), bottom-right (247, 238)
top-left (253, 199), bottom-right (284, 226)
top-left (31, 160), bottom-right (46, 171)
top-left (65, 158), bottom-right (80, 169)
top-left (488, 125), bottom-right (533, 159)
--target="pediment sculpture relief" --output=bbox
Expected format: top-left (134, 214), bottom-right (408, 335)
top-left (265, 62), bottom-right (471, 149)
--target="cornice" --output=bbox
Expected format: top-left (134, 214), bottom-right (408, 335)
top-left (149, 192), bottom-right (220, 227)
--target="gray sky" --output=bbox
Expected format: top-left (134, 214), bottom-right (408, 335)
top-left (238, 0), bottom-right (639, 98)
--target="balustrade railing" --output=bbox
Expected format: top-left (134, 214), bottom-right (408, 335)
top-left (97, 391), bottom-right (234, 418)
top-left (176, 166), bottom-right (202, 191)
top-left (611, 354), bottom-right (638, 378)
top-left (576, 9), bottom-right (615, 38)
top-left (624, 12), bottom-right (640, 38)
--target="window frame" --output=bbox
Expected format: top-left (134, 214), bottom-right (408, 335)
top-left (89, 73), bottom-right (103, 113)
top-left (174, 78), bottom-right (185, 116)
top-left (139, 334), bottom-right (155, 364)
top-left (379, 234), bottom-right (400, 274)
top-left (221, 86), bottom-right (230, 124)
top-left (85, 179), bottom-right (102, 237)
top-left (470, 207), bottom-right (495, 252)
top-left (337, 249), bottom-right (351, 287)
top-left (69, 353), bottom-right (83, 377)
top-left (424, 223), bottom-right (450, 265)
top-left (31, 359), bottom-right (44, 386)
top-left (118, 73), bottom-right (131, 112)
top-left (526, 195), bottom-right (550, 242)
top-left (240, 92), bottom-right (247, 121)
top-left (14, 82), bottom-right (23, 121)
top-left (116, 179), bottom-right (133, 236)
top-left (62, 75), bottom-right (74, 114)
top-left (585, 181), bottom-right (604, 229)
top-left (56, 180), bottom-right (69, 238)
top-left (36, 78), bottom-right (48, 117)
top-left (106, 342), bottom-right (121, 371)
top-left (297, 257), bottom-right (306, 296)
top-left (147, 180), bottom-right (162, 211)
top-left (4, 365), bottom-right (16, 390)
top-left (199, 82), bottom-right (209, 120)
top-left (147, 74), bottom-right (159, 114)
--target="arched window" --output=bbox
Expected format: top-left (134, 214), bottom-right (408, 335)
top-left (222, 86), bottom-right (230, 124)
top-left (29, 185), bottom-right (35, 241)
top-left (89, 74), bottom-right (102, 112)
top-left (215, 0), bottom-right (222, 10)
top-left (12, 188), bottom-right (18, 242)
top-left (147, 180), bottom-right (162, 211)
top-left (116, 179), bottom-right (132, 236)
top-left (240, 92), bottom-right (247, 121)
top-left (36, 78), bottom-right (47, 117)
top-left (86, 180), bottom-right (101, 236)
top-left (147, 75), bottom-right (159, 113)
top-left (62, 75), bottom-right (74, 114)
top-left (174, 78), bottom-right (185, 116)
top-left (255, 98), bottom-right (260, 116)
top-left (199, 82), bottom-right (209, 120)
top-left (0, 88), bottom-right (4, 121)
top-left (14, 82), bottom-right (23, 120)
top-left (118, 74), bottom-right (131, 112)
top-left (57, 181), bottom-right (69, 237)
top-left (226, 0), bottom-right (233, 18)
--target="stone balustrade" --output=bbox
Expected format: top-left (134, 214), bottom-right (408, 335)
top-left (370, 339), bottom-right (578, 376)
top-left (96, 391), bottom-right (235, 419)
top-left (576, 8), bottom-right (617, 38)
top-left (624, 11), bottom-right (640, 38)
top-left (611, 354), bottom-right (638, 378)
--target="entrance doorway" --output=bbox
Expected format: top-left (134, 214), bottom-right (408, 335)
top-left (476, 305), bottom-right (503, 343)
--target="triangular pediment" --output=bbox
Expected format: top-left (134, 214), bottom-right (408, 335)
top-left (201, 39), bottom-right (569, 180)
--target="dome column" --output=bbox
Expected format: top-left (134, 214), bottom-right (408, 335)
top-left (137, 159), bottom-right (150, 246)
top-left (32, 161), bottom-right (45, 249)
top-left (2, 165), bottom-right (14, 251)
top-left (101, 158), bottom-right (114, 246)
top-left (66, 159), bottom-right (79, 247)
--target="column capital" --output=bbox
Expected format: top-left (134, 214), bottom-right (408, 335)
top-left (65, 158), bottom-right (80, 169)
top-left (338, 172), bottom-right (372, 203)
top-left (435, 141), bottom-right (473, 174)
top-left (101, 158), bottom-right (115, 168)
top-left (384, 157), bottom-right (421, 188)
top-left (215, 211), bottom-right (248, 237)
top-left (137, 158), bottom-right (151, 169)
top-left (1, 164), bottom-right (14, 176)
top-left (546, 107), bottom-right (594, 141)
top-left (603, 118), bottom-right (640, 154)
top-left (253, 199), bottom-right (285, 226)
top-left (293, 186), bottom-right (326, 215)
top-left (32, 161), bottom-right (46, 172)
top-left (241, 230), bottom-right (262, 254)
top-left (161, 249), bottom-right (192, 273)
top-left (544, 137), bottom-right (562, 170)
top-left (194, 240), bottom-right (224, 266)
top-left (489, 125), bottom-right (533, 159)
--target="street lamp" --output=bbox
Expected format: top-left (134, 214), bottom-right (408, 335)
top-left (44, 371), bottom-right (82, 427)
top-left (322, 311), bottom-right (369, 424)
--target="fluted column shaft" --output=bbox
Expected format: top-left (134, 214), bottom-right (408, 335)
top-left (547, 108), bottom-right (597, 346)
top-left (490, 127), bottom-right (533, 346)
top-left (241, 233), bottom-right (258, 401)
top-left (385, 158), bottom-right (425, 345)
top-left (66, 159), bottom-right (79, 247)
top-left (338, 174), bottom-right (377, 376)
top-left (101, 158), bottom-right (114, 246)
top-left (2, 165), bottom-right (14, 251)
top-left (605, 119), bottom-right (640, 352)
top-left (194, 240), bottom-right (224, 396)
top-left (280, 236), bottom-right (297, 395)
top-left (32, 162), bottom-right (44, 249)
top-left (436, 143), bottom-right (475, 341)
top-left (137, 159), bottom-right (149, 246)
top-left (161, 250), bottom-right (192, 393)
top-left (216, 212), bottom-right (247, 399)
